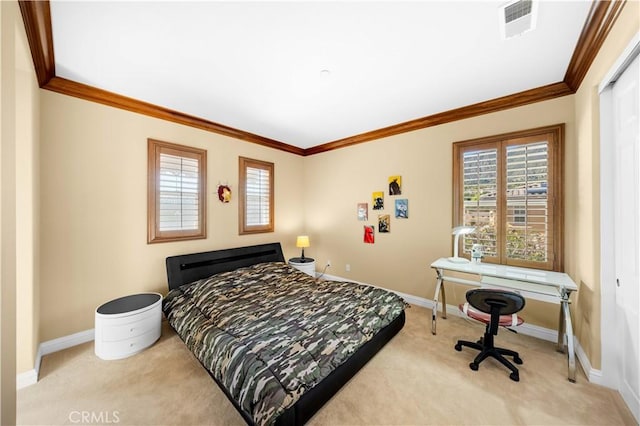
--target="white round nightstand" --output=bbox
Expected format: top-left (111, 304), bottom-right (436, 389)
top-left (289, 257), bottom-right (316, 277)
top-left (95, 293), bottom-right (162, 360)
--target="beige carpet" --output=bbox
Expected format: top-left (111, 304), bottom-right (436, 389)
top-left (18, 305), bottom-right (636, 425)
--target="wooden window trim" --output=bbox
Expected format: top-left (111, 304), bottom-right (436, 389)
top-left (148, 139), bottom-right (207, 243)
top-left (239, 157), bottom-right (274, 235)
top-left (452, 124), bottom-right (564, 271)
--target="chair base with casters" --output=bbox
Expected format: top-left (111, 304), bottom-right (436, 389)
top-left (455, 288), bottom-right (525, 382)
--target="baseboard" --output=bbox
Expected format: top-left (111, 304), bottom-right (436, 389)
top-left (575, 338), bottom-right (603, 384)
top-left (18, 279), bottom-right (603, 388)
top-left (434, 301), bottom-right (558, 342)
top-left (17, 342), bottom-right (43, 390)
top-left (17, 328), bottom-right (95, 389)
top-left (392, 289), bottom-right (434, 309)
top-left (517, 321), bottom-right (559, 343)
top-left (40, 328), bottom-right (95, 356)
top-left (16, 368), bottom-right (38, 389)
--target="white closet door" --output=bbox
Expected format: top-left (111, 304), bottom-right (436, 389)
top-left (613, 53), bottom-right (640, 421)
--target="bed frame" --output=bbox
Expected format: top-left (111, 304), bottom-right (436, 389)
top-left (165, 242), bottom-right (406, 426)
top-left (166, 242), bottom-right (286, 291)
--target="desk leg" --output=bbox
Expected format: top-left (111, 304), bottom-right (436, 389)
top-left (561, 294), bottom-right (577, 383)
top-left (441, 279), bottom-right (447, 320)
top-left (432, 270), bottom-right (444, 335)
top-left (557, 303), bottom-right (566, 353)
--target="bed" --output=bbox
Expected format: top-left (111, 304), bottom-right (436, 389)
top-left (163, 242), bottom-right (406, 426)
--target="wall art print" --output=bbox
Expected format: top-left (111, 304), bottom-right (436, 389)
top-left (372, 191), bottom-right (384, 210)
top-left (378, 214), bottom-right (390, 233)
top-left (217, 184), bottom-right (232, 203)
top-left (357, 203), bottom-right (368, 221)
top-left (388, 175), bottom-right (402, 195)
top-left (395, 199), bottom-right (408, 218)
top-left (364, 225), bottom-right (375, 244)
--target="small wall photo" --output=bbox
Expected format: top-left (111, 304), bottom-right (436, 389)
top-left (364, 225), bottom-right (375, 244)
top-left (388, 176), bottom-right (402, 195)
top-left (395, 199), bottom-right (408, 218)
top-left (357, 203), bottom-right (368, 221)
top-left (378, 214), bottom-right (390, 233)
top-left (372, 191), bottom-right (384, 210)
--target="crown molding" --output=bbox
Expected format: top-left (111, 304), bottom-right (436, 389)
top-left (17, 0), bottom-right (302, 155)
top-left (303, 82), bottom-right (572, 155)
top-left (305, 1), bottom-right (626, 156)
top-left (19, 1), bottom-right (625, 157)
top-left (18, 0), bottom-right (55, 87)
top-left (564, 0), bottom-right (627, 91)
top-left (43, 77), bottom-right (304, 155)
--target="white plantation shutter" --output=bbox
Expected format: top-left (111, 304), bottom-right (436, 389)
top-left (148, 139), bottom-right (206, 243)
top-left (454, 125), bottom-right (563, 271)
top-left (505, 141), bottom-right (550, 262)
top-left (159, 153), bottom-right (199, 231)
top-left (462, 148), bottom-right (498, 257)
top-left (245, 166), bottom-right (270, 226)
top-left (239, 157), bottom-right (274, 234)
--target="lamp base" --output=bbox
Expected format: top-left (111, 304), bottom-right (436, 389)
top-left (448, 256), bottom-right (470, 264)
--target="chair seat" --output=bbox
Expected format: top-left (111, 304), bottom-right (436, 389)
top-left (460, 302), bottom-right (524, 327)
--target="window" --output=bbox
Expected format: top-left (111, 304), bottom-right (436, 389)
top-left (513, 208), bottom-right (526, 223)
top-left (148, 139), bottom-right (206, 243)
top-left (239, 157), bottom-right (274, 234)
top-left (453, 124), bottom-right (564, 271)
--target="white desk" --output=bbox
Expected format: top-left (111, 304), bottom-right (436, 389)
top-left (430, 257), bottom-right (579, 382)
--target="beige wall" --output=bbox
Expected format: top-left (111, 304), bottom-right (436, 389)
top-left (39, 91), bottom-right (305, 341)
top-left (2, 0), bottom-right (40, 422)
top-left (15, 3), bottom-right (41, 375)
top-left (304, 96), bottom-right (575, 331)
top-left (571, 1), bottom-right (639, 370)
top-left (0, 3), bottom-right (17, 422)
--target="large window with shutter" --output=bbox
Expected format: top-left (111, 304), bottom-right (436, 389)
top-left (453, 124), bottom-right (564, 271)
top-left (239, 157), bottom-right (274, 234)
top-left (148, 139), bottom-right (206, 243)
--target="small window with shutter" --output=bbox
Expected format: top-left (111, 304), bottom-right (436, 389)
top-left (148, 139), bottom-right (206, 243)
top-left (453, 124), bottom-right (564, 271)
top-left (239, 157), bottom-right (274, 234)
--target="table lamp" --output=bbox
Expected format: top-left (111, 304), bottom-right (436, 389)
top-left (449, 226), bottom-right (476, 263)
top-left (296, 235), bottom-right (310, 262)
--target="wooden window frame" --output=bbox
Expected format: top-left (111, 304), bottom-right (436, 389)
top-left (239, 157), bottom-right (274, 235)
top-left (147, 139), bottom-right (207, 243)
top-left (452, 124), bottom-right (564, 271)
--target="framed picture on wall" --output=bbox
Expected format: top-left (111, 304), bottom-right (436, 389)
top-left (357, 203), bottom-right (368, 221)
top-left (395, 199), bottom-right (408, 218)
top-left (364, 225), bottom-right (375, 244)
top-left (372, 191), bottom-right (384, 210)
top-left (378, 214), bottom-right (390, 233)
top-left (388, 176), bottom-right (402, 195)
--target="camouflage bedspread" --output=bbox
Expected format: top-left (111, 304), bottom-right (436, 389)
top-left (162, 261), bottom-right (406, 425)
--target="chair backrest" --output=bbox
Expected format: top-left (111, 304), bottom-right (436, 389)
top-left (466, 288), bottom-right (525, 316)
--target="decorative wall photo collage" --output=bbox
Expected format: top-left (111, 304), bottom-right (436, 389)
top-left (358, 175), bottom-right (409, 244)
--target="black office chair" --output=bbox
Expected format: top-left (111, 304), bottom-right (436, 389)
top-left (455, 288), bottom-right (525, 381)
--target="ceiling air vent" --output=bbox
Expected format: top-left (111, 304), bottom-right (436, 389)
top-left (499, 0), bottom-right (538, 40)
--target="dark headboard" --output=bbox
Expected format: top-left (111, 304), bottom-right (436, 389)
top-left (165, 242), bottom-right (285, 291)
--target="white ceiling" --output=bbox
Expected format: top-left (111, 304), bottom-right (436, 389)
top-left (49, 1), bottom-right (592, 149)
